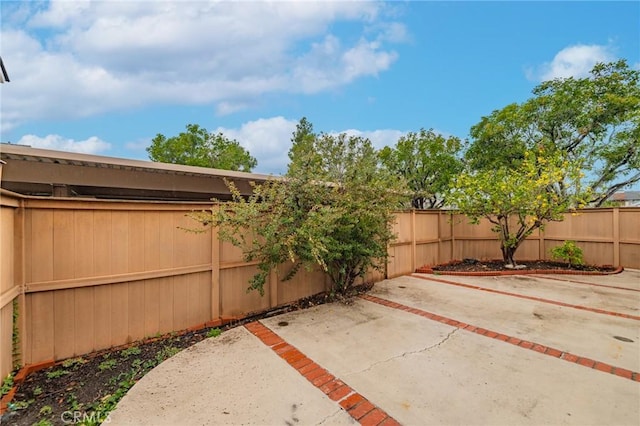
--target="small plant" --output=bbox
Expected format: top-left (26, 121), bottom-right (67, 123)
top-left (33, 385), bottom-right (43, 396)
top-left (8, 399), bottom-right (32, 410)
top-left (1, 373), bottom-right (14, 397)
top-left (120, 346), bottom-right (142, 358)
top-left (550, 240), bottom-right (584, 267)
top-left (67, 393), bottom-right (81, 411)
top-left (39, 405), bottom-right (53, 416)
top-left (33, 419), bottom-right (53, 426)
top-left (206, 328), bottom-right (222, 338)
top-left (62, 357), bottom-right (86, 369)
top-left (46, 369), bottom-right (70, 379)
top-left (155, 346), bottom-right (180, 364)
top-left (98, 359), bottom-right (118, 371)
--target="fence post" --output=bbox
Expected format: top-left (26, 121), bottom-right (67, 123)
top-left (450, 212), bottom-right (455, 261)
top-left (539, 225), bottom-right (546, 260)
top-left (210, 205), bottom-right (221, 322)
top-left (269, 269), bottom-right (278, 308)
top-left (16, 199), bottom-right (27, 369)
top-left (613, 207), bottom-right (620, 266)
top-left (411, 210), bottom-right (416, 273)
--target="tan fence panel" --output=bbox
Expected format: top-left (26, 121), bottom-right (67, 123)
top-left (23, 272), bottom-right (211, 365)
top-left (220, 265), bottom-right (270, 317)
top-left (567, 210), bottom-right (613, 240)
top-left (619, 209), bottom-right (640, 269)
top-left (387, 243), bottom-right (413, 278)
top-left (413, 211), bottom-right (441, 268)
top-left (276, 263), bottom-right (328, 305)
top-left (392, 212), bottom-right (413, 244)
top-left (24, 201), bottom-right (212, 287)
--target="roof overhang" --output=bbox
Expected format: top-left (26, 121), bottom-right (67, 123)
top-left (0, 144), bottom-right (276, 201)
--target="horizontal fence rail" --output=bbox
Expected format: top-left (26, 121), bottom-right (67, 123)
top-left (1, 189), bottom-right (638, 378)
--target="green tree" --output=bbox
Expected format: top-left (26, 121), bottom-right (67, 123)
top-left (466, 60), bottom-right (640, 206)
top-left (449, 148), bottom-right (589, 266)
top-left (192, 126), bottom-right (407, 296)
top-left (379, 129), bottom-right (464, 209)
top-left (287, 117), bottom-right (316, 176)
top-left (147, 124), bottom-right (257, 172)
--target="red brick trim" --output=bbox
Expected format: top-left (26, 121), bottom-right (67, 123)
top-left (359, 294), bottom-right (639, 383)
top-left (1, 359), bottom-right (57, 414)
top-left (410, 274), bottom-right (640, 321)
top-left (528, 274), bottom-right (640, 293)
top-left (244, 321), bottom-right (400, 425)
top-left (416, 261), bottom-right (624, 276)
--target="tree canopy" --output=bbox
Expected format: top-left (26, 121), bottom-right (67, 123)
top-left (191, 118), bottom-right (407, 296)
top-left (449, 148), bottom-right (589, 266)
top-left (147, 124), bottom-right (257, 172)
top-left (379, 129), bottom-right (463, 209)
top-left (466, 60), bottom-right (640, 206)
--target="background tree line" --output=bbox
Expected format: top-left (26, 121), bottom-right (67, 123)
top-left (153, 59), bottom-right (638, 277)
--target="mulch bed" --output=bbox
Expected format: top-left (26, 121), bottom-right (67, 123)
top-left (1, 284), bottom-right (372, 426)
top-left (417, 259), bottom-right (620, 275)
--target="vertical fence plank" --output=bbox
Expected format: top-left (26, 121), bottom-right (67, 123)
top-left (613, 208), bottom-right (620, 266)
top-left (127, 280), bottom-right (145, 341)
top-left (411, 210), bottom-right (416, 272)
top-left (53, 210), bottom-right (74, 281)
top-left (74, 287), bottom-right (95, 356)
top-left (211, 213), bottom-right (221, 321)
top-left (53, 289), bottom-right (75, 360)
top-left (110, 283), bottom-right (129, 346)
top-left (93, 284), bottom-right (111, 351)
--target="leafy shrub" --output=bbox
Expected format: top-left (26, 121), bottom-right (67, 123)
top-left (550, 240), bottom-right (584, 267)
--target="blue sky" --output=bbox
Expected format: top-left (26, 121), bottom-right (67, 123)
top-left (1, 1), bottom-right (639, 175)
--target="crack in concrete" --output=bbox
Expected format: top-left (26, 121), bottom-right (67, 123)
top-left (347, 329), bottom-right (459, 376)
top-left (315, 408), bottom-right (355, 425)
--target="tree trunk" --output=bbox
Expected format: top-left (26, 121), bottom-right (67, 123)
top-left (501, 244), bottom-right (517, 266)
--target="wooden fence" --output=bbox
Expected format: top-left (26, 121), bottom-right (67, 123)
top-left (386, 208), bottom-right (640, 278)
top-left (1, 191), bottom-right (639, 378)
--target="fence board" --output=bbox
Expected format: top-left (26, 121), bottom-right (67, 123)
top-left (93, 211), bottom-right (112, 276)
top-left (74, 210), bottom-right (94, 278)
top-left (93, 285), bottom-right (112, 352)
top-left (110, 283), bottom-right (129, 346)
top-left (0, 303), bottom-right (12, 377)
top-left (53, 289), bottom-right (75, 360)
top-left (74, 286), bottom-right (95, 356)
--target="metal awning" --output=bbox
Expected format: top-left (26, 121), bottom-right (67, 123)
top-left (0, 144), bottom-right (276, 201)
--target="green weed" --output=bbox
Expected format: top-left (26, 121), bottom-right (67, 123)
top-left (98, 359), bottom-right (118, 371)
top-left (206, 328), bottom-right (222, 338)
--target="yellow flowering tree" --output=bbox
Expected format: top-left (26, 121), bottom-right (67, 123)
top-left (449, 148), bottom-right (588, 266)
top-left (466, 60), bottom-right (639, 206)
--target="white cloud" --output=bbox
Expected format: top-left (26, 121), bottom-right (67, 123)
top-left (17, 134), bottom-right (111, 154)
top-left (214, 117), bottom-right (407, 175)
top-left (215, 116), bottom-right (298, 175)
top-left (531, 44), bottom-right (615, 81)
top-left (1, 1), bottom-right (405, 131)
top-left (336, 129), bottom-right (405, 151)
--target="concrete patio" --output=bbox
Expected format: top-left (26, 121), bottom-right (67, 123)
top-left (108, 270), bottom-right (640, 425)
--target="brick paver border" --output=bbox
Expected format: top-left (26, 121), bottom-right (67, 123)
top-left (360, 294), bottom-right (639, 382)
top-left (411, 274), bottom-right (640, 321)
top-left (244, 321), bottom-right (401, 426)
